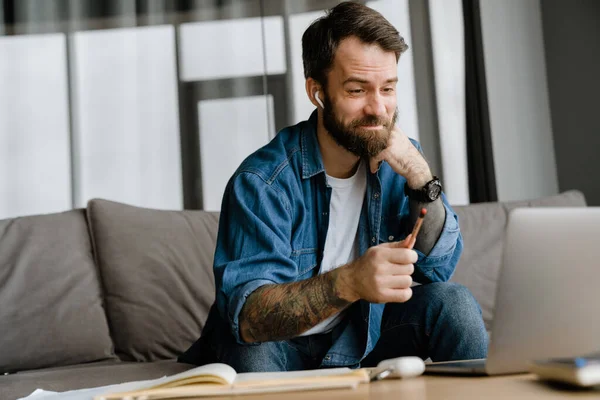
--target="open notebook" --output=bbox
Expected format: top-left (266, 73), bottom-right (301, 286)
top-left (95, 363), bottom-right (370, 400)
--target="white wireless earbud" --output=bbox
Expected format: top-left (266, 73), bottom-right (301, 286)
top-left (314, 91), bottom-right (324, 108)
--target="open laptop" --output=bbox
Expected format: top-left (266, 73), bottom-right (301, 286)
top-left (425, 207), bottom-right (600, 376)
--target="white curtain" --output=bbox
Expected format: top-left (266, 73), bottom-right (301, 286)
top-left (429, 0), bottom-right (470, 205)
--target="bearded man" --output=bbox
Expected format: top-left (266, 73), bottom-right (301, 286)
top-left (180, 1), bottom-right (488, 372)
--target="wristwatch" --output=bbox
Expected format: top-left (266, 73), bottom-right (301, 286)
top-left (404, 176), bottom-right (442, 202)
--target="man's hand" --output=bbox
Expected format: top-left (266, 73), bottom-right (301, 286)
top-left (369, 125), bottom-right (432, 189)
top-left (337, 235), bottom-right (417, 304)
top-left (239, 234), bottom-right (417, 343)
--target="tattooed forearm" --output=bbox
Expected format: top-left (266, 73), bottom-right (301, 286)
top-left (239, 268), bottom-right (352, 343)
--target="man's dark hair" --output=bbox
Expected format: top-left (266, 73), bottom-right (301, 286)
top-left (302, 1), bottom-right (409, 87)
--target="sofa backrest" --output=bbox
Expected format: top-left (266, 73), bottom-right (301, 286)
top-left (0, 209), bottom-right (116, 374)
top-left (86, 199), bottom-right (219, 362)
top-left (451, 190), bottom-right (587, 330)
top-left (92, 190), bottom-right (584, 359)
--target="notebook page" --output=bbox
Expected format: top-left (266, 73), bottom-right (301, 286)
top-left (233, 367), bottom-right (369, 386)
top-left (132, 363), bottom-right (236, 389)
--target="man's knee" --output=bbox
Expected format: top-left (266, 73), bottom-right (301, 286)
top-left (424, 282), bottom-right (485, 327)
top-left (419, 282), bottom-right (488, 360)
top-left (217, 341), bottom-right (288, 373)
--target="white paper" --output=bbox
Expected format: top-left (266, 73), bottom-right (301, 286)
top-left (233, 367), bottom-right (354, 384)
top-left (18, 389), bottom-right (58, 400)
top-left (16, 376), bottom-right (164, 400)
top-left (146, 363), bottom-right (236, 387)
top-left (16, 366), bottom-right (358, 399)
top-left (16, 364), bottom-right (237, 400)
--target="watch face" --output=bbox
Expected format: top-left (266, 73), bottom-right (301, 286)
top-left (428, 182), bottom-right (442, 200)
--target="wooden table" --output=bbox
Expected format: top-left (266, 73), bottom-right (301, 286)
top-left (225, 374), bottom-right (599, 400)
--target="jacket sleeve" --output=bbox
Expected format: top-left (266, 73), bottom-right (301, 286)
top-left (412, 194), bottom-right (463, 283)
top-left (407, 138), bottom-right (463, 283)
top-left (213, 171), bottom-right (296, 345)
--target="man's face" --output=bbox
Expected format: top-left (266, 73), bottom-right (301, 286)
top-left (321, 36), bottom-right (398, 158)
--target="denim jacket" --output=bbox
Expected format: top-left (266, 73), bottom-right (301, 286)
top-left (204, 111), bottom-right (463, 367)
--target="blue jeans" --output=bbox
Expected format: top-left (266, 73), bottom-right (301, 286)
top-left (194, 282), bottom-right (488, 372)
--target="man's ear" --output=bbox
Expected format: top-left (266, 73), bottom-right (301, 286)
top-left (305, 78), bottom-right (323, 109)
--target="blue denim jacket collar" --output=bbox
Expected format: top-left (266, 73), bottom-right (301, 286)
top-left (300, 110), bottom-right (326, 180)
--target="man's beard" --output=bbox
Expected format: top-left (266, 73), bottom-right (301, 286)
top-left (322, 92), bottom-right (398, 158)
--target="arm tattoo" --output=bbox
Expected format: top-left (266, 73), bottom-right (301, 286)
top-left (239, 269), bottom-right (351, 343)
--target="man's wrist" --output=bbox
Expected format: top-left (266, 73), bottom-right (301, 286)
top-left (406, 169), bottom-right (433, 189)
top-left (394, 146), bottom-right (432, 189)
top-left (332, 265), bottom-right (359, 303)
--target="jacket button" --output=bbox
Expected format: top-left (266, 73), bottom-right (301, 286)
top-left (371, 237), bottom-right (376, 243)
top-left (388, 235), bottom-right (394, 241)
top-left (324, 355), bottom-right (331, 361)
top-left (373, 192), bottom-right (380, 199)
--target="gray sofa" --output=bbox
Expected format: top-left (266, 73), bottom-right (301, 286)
top-left (0, 191), bottom-right (587, 399)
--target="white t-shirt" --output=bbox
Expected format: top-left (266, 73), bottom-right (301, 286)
top-left (300, 162), bottom-right (367, 336)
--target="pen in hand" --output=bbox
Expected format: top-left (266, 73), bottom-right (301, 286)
top-left (403, 208), bottom-right (427, 249)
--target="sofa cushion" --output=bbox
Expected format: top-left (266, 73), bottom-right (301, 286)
top-left (86, 199), bottom-right (219, 362)
top-left (451, 190), bottom-right (587, 330)
top-left (2, 360), bottom-right (194, 400)
top-left (0, 210), bottom-right (116, 373)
